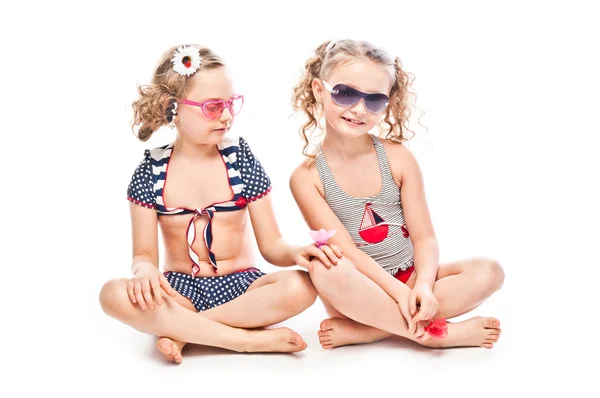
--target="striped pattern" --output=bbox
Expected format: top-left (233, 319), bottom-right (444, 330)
top-left (315, 135), bottom-right (414, 275)
top-left (127, 135), bottom-right (271, 276)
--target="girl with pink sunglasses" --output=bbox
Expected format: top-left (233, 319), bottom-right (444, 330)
top-left (290, 39), bottom-right (504, 350)
top-left (99, 44), bottom-right (342, 363)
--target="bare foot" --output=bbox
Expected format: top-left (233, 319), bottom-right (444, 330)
top-left (157, 337), bottom-right (187, 364)
top-left (421, 317), bottom-right (501, 349)
top-left (242, 327), bottom-right (307, 353)
top-left (318, 317), bottom-right (392, 349)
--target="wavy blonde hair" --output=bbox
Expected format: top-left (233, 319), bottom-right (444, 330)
top-left (131, 44), bottom-right (225, 141)
top-left (291, 39), bottom-right (418, 157)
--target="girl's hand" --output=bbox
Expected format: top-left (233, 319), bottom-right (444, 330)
top-left (127, 262), bottom-right (177, 310)
top-left (410, 283), bottom-right (440, 323)
top-left (294, 243), bottom-right (343, 270)
top-left (397, 292), bottom-right (429, 341)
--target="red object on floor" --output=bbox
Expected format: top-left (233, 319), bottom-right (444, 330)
top-left (425, 319), bottom-right (448, 338)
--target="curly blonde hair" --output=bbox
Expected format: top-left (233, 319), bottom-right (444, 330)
top-left (291, 39), bottom-right (418, 157)
top-left (131, 45), bottom-right (225, 141)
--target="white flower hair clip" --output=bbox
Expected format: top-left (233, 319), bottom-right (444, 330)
top-left (171, 45), bottom-right (202, 76)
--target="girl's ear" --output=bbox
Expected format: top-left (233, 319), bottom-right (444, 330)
top-left (312, 78), bottom-right (324, 103)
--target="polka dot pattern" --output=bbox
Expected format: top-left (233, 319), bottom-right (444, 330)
top-left (164, 269), bottom-right (267, 311)
top-left (126, 150), bottom-right (156, 209)
top-left (239, 137), bottom-right (272, 202)
top-left (124, 137), bottom-right (273, 275)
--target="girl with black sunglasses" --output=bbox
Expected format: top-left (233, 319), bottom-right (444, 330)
top-left (290, 39), bottom-right (504, 350)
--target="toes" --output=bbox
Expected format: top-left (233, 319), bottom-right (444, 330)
top-left (173, 344), bottom-right (185, 363)
top-left (484, 331), bottom-right (500, 346)
top-left (321, 343), bottom-right (333, 350)
top-left (157, 338), bottom-right (184, 363)
top-left (320, 318), bottom-right (335, 331)
top-left (484, 317), bottom-right (500, 329)
top-left (487, 334), bottom-right (500, 343)
top-left (289, 331), bottom-right (305, 347)
top-left (294, 341), bottom-right (308, 352)
top-left (291, 343), bottom-right (306, 352)
top-left (290, 335), bottom-right (302, 346)
top-left (157, 338), bottom-right (173, 355)
top-left (481, 342), bottom-right (494, 349)
top-left (319, 336), bottom-right (332, 345)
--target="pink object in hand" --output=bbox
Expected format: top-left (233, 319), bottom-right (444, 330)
top-left (425, 319), bottom-right (448, 338)
top-left (309, 229), bottom-right (336, 248)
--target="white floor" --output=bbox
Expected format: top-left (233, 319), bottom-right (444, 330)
top-left (89, 297), bottom-right (512, 391)
top-left (77, 272), bottom-right (588, 398)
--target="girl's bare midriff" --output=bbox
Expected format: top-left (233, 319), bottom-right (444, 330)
top-left (159, 208), bottom-right (257, 277)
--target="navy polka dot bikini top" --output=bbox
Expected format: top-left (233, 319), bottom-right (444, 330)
top-left (127, 136), bottom-right (272, 276)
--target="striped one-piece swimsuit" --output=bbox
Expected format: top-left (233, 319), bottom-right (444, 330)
top-left (315, 135), bottom-right (415, 276)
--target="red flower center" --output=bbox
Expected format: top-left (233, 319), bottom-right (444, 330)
top-left (182, 56), bottom-right (192, 68)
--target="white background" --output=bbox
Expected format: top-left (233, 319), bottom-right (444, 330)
top-left (2, 0), bottom-right (598, 397)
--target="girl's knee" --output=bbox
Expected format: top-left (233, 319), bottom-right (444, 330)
top-left (475, 258), bottom-right (505, 291)
top-left (284, 270), bottom-right (318, 307)
top-left (308, 256), bottom-right (356, 290)
top-left (99, 278), bottom-right (131, 317)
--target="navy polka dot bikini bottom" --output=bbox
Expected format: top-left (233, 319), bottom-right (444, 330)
top-left (163, 268), bottom-right (267, 312)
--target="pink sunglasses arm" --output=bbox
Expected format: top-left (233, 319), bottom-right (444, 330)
top-left (179, 99), bottom-right (202, 106)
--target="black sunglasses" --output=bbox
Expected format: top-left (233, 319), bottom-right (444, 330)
top-left (322, 81), bottom-right (389, 113)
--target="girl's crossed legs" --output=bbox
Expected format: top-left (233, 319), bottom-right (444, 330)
top-left (309, 257), bottom-right (504, 349)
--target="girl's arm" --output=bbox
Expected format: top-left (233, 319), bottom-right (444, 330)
top-left (128, 203), bottom-right (176, 309)
top-left (386, 143), bottom-right (440, 322)
top-left (248, 194), bottom-right (340, 268)
top-left (126, 152), bottom-right (177, 309)
top-left (247, 194), bottom-right (300, 266)
top-left (289, 161), bottom-right (412, 303)
top-left (126, 151), bottom-right (161, 273)
top-left (129, 203), bottom-right (159, 273)
top-left (240, 137), bottom-right (339, 268)
top-left (387, 143), bottom-right (439, 290)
